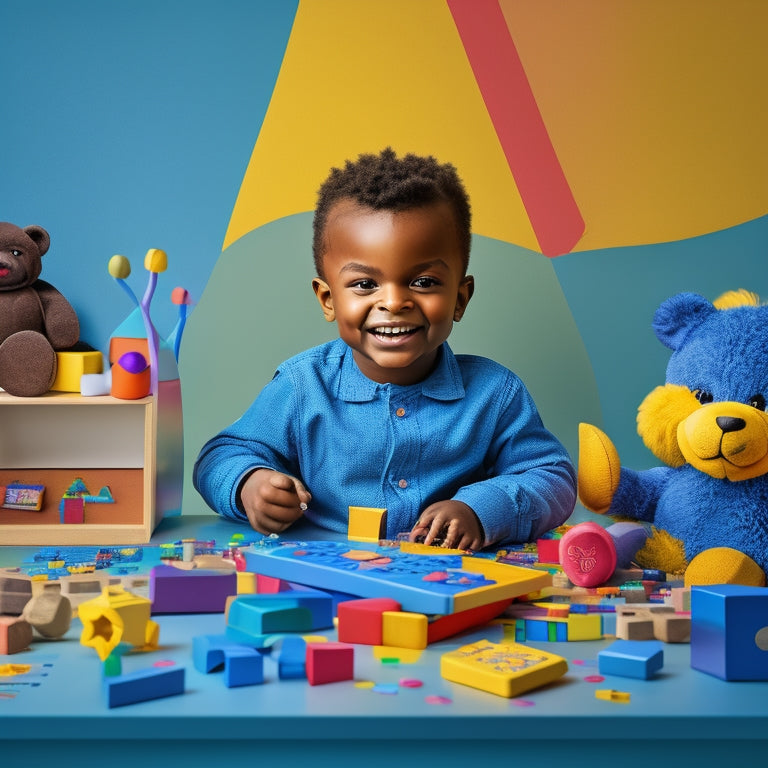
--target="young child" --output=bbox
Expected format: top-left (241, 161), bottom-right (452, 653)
top-left (193, 148), bottom-right (576, 550)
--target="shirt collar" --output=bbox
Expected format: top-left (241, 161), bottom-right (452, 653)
top-left (338, 342), bottom-right (466, 402)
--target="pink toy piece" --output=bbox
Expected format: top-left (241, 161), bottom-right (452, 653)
top-left (0, 616), bottom-right (33, 655)
top-left (559, 522), bottom-right (617, 587)
top-left (306, 642), bottom-right (354, 685)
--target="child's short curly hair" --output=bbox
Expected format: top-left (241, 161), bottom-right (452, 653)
top-left (312, 147), bottom-right (472, 277)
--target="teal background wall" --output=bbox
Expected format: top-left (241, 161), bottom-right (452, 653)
top-left (2, 1), bottom-right (766, 519)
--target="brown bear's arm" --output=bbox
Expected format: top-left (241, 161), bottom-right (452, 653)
top-left (34, 279), bottom-right (80, 349)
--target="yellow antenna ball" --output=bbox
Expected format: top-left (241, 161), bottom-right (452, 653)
top-left (144, 248), bottom-right (168, 273)
top-left (108, 254), bottom-right (131, 279)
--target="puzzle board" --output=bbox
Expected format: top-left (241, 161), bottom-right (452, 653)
top-left (243, 540), bottom-right (550, 615)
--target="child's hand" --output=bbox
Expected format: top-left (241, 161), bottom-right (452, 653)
top-left (409, 500), bottom-right (484, 552)
top-left (239, 469), bottom-right (311, 535)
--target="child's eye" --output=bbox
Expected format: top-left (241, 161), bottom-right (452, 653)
top-left (748, 394), bottom-right (766, 411)
top-left (350, 279), bottom-right (378, 291)
top-left (411, 276), bottom-right (439, 289)
top-left (694, 389), bottom-right (714, 404)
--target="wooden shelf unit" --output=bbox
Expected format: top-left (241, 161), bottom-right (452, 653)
top-left (0, 389), bottom-right (180, 545)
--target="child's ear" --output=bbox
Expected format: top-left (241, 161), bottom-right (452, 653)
top-left (453, 275), bottom-right (475, 322)
top-left (312, 278), bottom-right (336, 322)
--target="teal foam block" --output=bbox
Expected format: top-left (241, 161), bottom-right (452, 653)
top-left (104, 666), bottom-right (185, 708)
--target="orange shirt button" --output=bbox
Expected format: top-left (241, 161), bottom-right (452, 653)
top-left (396, 407), bottom-right (406, 417)
top-left (398, 479), bottom-right (408, 489)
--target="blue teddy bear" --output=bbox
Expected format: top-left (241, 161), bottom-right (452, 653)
top-left (578, 289), bottom-right (768, 587)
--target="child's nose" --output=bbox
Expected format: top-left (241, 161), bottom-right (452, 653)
top-left (377, 285), bottom-right (413, 313)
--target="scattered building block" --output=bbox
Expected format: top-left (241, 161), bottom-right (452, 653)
top-left (104, 665), bottom-right (185, 708)
top-left (227, 592), bottom-right (333, 637)
top-left (79, 585), bottom-right (158, 661)
top-left (337, 597), bottom-right (401, 645)
top-left (193, 634), bottom-right (241, 673)
top-left (441, 639), bottom-right (568, 698)
top-left (598, 639), bottom-right (664, 679)
top-left (347, 506), bottom-right (388, 543)
top-left (22, 591), bottom-right (72, 638)
top-left (217, 645), bottom-right (265, 687)
top-left (52, 348), bottom-right (103, 392)
top-left (149, 565), bottom-right (237, 614)
top-left (691, 584), bottom-right (768, 681)
top-left (278, 636), bottom-right (307, 679)
top-left (0, 574), bottom-right (33, 615)
top-left (237, 572), bottom-right (258, 594)
top-left (535, 537), bottom-right (561, 564)
top-left (382, 610), bottom-right (428, 649)
top-left (59, 496), bottom-right (85, 524)
top-left (0, 616), bottom-right (33, 655)
top-left (615, 605), bottom-right (656, 641)
top-left (306, 642), bottom-right (354, 685)
top-left (255, 574), bottom-right (291, 594)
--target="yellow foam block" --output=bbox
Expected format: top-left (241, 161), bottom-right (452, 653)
top-left (381, 610), bottom-right (428, 650)
top-left (52, 350), bottom-right (103, 392)
top-left (347, 506), bottom-right (388, 543)
top-left (441, 640), bottom-right (568, 698)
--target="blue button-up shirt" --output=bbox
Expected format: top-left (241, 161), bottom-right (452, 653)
top-left (193, 339), bottom-right (575, 546)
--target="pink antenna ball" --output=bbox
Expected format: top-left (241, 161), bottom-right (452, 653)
top-left (118, 351), bottom-right (148, 374)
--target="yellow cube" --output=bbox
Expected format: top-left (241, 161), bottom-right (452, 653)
top-left (381, 610), bottom-right (428, 649)
top-left (52, 350), bottom-right (103, 392)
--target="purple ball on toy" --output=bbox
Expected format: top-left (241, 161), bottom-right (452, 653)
top-left (118, 351), bottom-right (148, 374)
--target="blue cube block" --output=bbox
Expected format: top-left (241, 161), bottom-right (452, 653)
top-left (524, 619), bottom-right (549, 641)
top-left (690, 584), bottom-right (768, 681)
top-left (223, 647), bottom-right (264, 688)
top-left (598, 639), bottom-right (664, 679)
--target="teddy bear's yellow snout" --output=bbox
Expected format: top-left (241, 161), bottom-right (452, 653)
top-left (677, 402), bottom-right (768, 480)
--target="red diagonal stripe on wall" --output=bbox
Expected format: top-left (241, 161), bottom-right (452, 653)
top-left (448, 0), bottom-right (584, 256)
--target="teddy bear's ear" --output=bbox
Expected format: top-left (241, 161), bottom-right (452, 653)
top-left (23, 225), bottom-right (50, 257)
top-left (652, 292), bottom-right (716, 351)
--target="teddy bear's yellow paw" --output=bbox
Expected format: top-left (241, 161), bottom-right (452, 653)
top-left (577, 423), bottom-right (621, 514)
top-left (684, 547), bottom-right (767, 587)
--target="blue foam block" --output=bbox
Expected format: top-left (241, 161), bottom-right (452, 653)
top-left (104, 666), bottom-right (185, 708)
top-left (598, 639), bottom-right (664, 679)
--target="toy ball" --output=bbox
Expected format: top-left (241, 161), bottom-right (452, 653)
top-left (118, 351), bottom-right (148, 374)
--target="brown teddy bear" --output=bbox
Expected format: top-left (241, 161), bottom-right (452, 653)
top-left (0, 222), bottom-right (80, 396)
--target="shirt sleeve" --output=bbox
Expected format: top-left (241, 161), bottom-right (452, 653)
top-left (192, 369), bottom-right (300, 522)
top-left (452, 372), bottom-right (576, 546)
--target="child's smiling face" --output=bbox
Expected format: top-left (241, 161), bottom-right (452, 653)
top-left (312, 199), bottom-right (474, 385)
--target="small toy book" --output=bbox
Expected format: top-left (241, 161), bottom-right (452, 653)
top-left (440, 639), bottom-right (568, 697)
top-left (1, 483), bottom-right (45, 511)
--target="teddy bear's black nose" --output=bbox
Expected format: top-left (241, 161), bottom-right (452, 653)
top-left (716, 416), bottom-right (746, 433)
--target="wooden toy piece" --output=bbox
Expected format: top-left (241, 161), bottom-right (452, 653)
top-left (78, 585), bottom-right (158, 661)
top-left (0, 574), bottom-right (33, 615)
top-left (615, 605), bottom-right (656, 641)
top-left (347, 506), bottom-right (388, 543)
top-left (382, 610), bottom-right (428, 650)
top-left (598, 639), bottom-right (664, 679)
top-left (104, 665), bottom-right (185, 708)
top-left (306, 642), bottom-right (354, 685)
top-left (441, 640), bottom-right (568, 698)
top-left (149, 565), bottom-right (237, 614)
top-left (59, 572), bottom-right (114, 613)
top-left (52, 349), bottom-right (103, 393)
top-left (337, 597), bottom-right (402, 645)
top-left (278, 636), bottom-right (307, 680)
top-left (21, 591), bottom-right (72, 638)
top-left (616, 604), bottom-right (690, 643)
top-left (0, 616), bottom-right (33, 655)
top-left (690, 584), bottom-right (768, 681)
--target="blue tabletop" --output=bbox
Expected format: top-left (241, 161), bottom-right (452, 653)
top-left (1, 515), bottom-right (766, 767)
